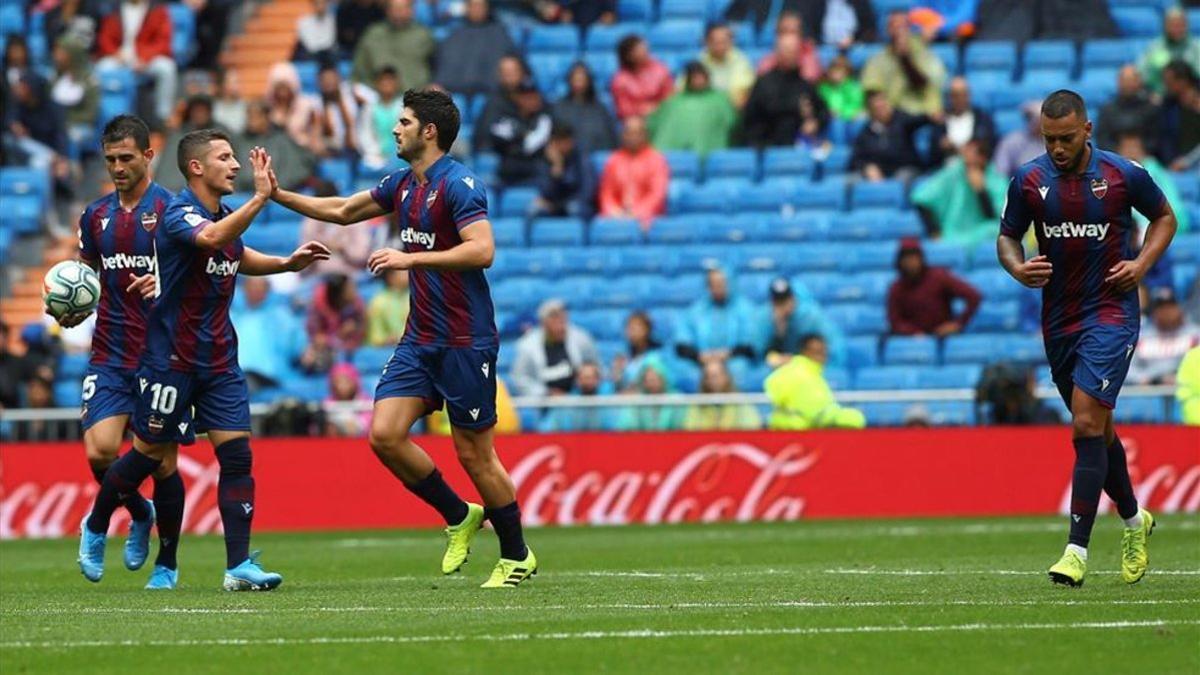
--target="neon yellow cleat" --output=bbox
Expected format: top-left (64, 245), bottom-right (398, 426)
top-left (442, 503), bottom-right (484, 574)
top-left (481, 547), bottom-right (537, 589)
top-left (1048, 549), bottom-right (1087, 587)
top-left (1121, 508), bottom-right (1155, 585)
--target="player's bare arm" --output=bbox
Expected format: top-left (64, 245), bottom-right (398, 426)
top-left (239, 242), bottom-right (332, 276)
top-left (997, 235), bottom-right (1052, 288)
top-left (368, 219), bottom-right (495, 275)
top-left (271, 184), bottom-right (388, 226)
top-left (1105, 204), bottom-right (1177, 293)
top-left (193, 147), bottom-right (273, 250)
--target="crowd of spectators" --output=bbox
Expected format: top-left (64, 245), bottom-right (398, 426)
top-left (3, 0), bottom-right (1199, 437)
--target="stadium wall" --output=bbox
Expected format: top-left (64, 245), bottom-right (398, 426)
top-left (2, 427), bottom-right (1197, 539)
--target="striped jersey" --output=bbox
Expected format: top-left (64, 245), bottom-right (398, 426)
top-left (77, 182), bottom-right (173, 369)
top-left (144, 187), bottom-right (243, 372)
top-left (1000, 144), bottom-right (1169, 339)
top-left (370, 154), bottom-right (498, 349)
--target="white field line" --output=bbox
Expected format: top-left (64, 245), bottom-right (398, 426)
top-left (3, 598), bottom-right (1197, 617)
top-left (3, 619), bottom-right (1198, 650)
top-left (823, 569), bottom-right (1200, 576)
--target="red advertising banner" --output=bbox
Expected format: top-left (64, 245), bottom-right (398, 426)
top-left (1, 427), bottom-right (1198, 539)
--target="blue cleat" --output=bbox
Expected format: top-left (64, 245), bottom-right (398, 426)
top-left (145, 564), bottom-right (178, 590)
top-left (77, 515), bottom-right (106, 582)
top-left (222, 550), bottom-right (283, 592)
top-left (124, 500), bottom-right (155, 571)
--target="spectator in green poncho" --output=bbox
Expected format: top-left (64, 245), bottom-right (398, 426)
top-left (614, 355), bottom-right (685, 432)
top-left (910, 139), bottom-right (1007, 248)
top-left (817, 54), bottom-right (864, 120)
top-left (1115, 132), bottom-right (1192, 233)
top-left (648, 62), bottom-right (736, 157)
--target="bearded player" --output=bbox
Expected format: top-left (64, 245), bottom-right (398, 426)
top-left (78, 130), bottom-right (329, 590)
top-left (270, 88), bottom-right (536, 588)
top-left (57, 115), bottom-right (189, 589)
top-left (998, 90), bottom-right (1176, 587)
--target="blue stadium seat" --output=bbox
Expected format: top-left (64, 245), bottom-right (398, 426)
top-left (1022, 40), bottom-right (1076, 77)
top-left (1172, 171), bottom-right (1199, 202)
top-left (930, 42), bottom-right (960, 75)
top-left (827, 303), bottom-right (887, 335)
top-left (591, 217), bottom-right (642, 245)
top-left (58, 353), bottom-right (89, 380)
top-left (919, 365), bottom-right (982, 389)
top-left (664, 150), bottom-right (701, 181)
top-left (797, 244), bottom-right (852, 272)
top-left (855, 366), bottom-right (918, 390)
top-left (968, 301), bottom-right (1020, 333)
top-left (964, 41), bottom-right (1018, 75)
top-left (735, 272), bottom-right (777, 301)
top-left (676, 245), bottom-right (727, 272)
top-left (648, 18), bottom-right (705, 51)
top-left (966, 70), bottom-right (1015, 100)
top-left (657, 273), bottom-right (706, 305)
top-left (819, 145), bottom-right (852, 174)
top-left (704, 148), bottom-right (760, 182)
top-left (965, 269), bottom-right (1021, 300)
top-left (736, 177), bottom-right (799, 213)
top-left (0, 167), bottom-right (48, 202)
top-left (0, 195), bottom-right (42, 234)
top-left (317, 158), bottom-right (353, 193)
top-left (839, 243), bottom-right (898, 272)
top-left (828, 117), bottom-right (867, 145)
top-left (970, 239), bottom-right (1002, 269)
top-left (1114, 397), bottom-right (1168, 424)
top-left (840, 271), bottom-right (893, 303)
top-left (846, 335), bottom-right (879, 368)
top-left (672, 178), bottom-right (741, 213)
top-left (616, 0), bottom-right (653, 21)
top-left (797, 273), bottom-right (842, 302)
top-left (1173, 263), bottom-right (1197, 299)
top-left (54, 380), bottom-right (81, 407)
top-left (847, 43), bottom-right (883, 70)
top-left (834, 209), bottom-right (921, 241)
top-left (1112, 7), bottom-right (1163, 37)
top-left (1075, 67), bottom-right (1119, 103)
top-left (282, 375), bottom-right (328, 402)
top-left (585, 23), bottom-right (646, 52)
top-left (692, 213), bottom-right (744, 242)
top-left (530, 218), bottom-right (586, 246)
top-left (738, 244), bottom-right (786, 273)
top-left (998, 334), bottom-right (1046, 363)
top-left (925, 400), bottom-right (976, 425)
top-left (528, 53), bottom-right (574, 92)
top-left (647, 215), bottom-right (697, 244)
top-left (0, 5), bottom-right (24, 35)
top-left (994, 108), bottom-right (1024, 136)
top-left (499, 187), bottom-right (538, 218)
top-left (1080, 38), bottom-right (1149, 70)
top-left (573, 309), bottom-right (627, 340)
top-left (614, 246), bottom-right (681, 274)
top-left (754, 213), bottom-right (832, 242)
top-left (353, 347), bottom-right (394, 374)
top-left (167, 3), bottom-right (196, 65)
top-left (659, 0), bottom-right (708, 20)
top-left (883, 336), bottom-right (939, 366)
top-left (923, 241), bottom-right (968, 270)
top-left (762, 147), bottom-right (811, 178)
top-left (592, 274), bottom-right (650, 307)
top-left (792, 181), bottom-right (845, 211)
top-left (944, 334), bottom-right (1005, 364)
top-left (527, 24), bottom-right (581, 52)
top-left (491, 218), bottom-right (526, 247)
top-left (989, 79), bottom-right (1048, 113)
top-left (96, 66), bottom-right (137, 110)
top-left (855, 402), bottom-right (909, 426)
top-left (556, 275), bottom-right (602, 306)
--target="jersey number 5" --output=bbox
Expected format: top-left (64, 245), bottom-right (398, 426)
top-left (81, 374), bottom-right (98, 402)
top-left (148, 382), bottom-right (178, 414)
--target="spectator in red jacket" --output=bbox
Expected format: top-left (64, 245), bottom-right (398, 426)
top-left (610, 35), bottom-right (673, 120)
top-left (886, 238), bottom-right (981, 337)
top-left (302, 273), bottom-right (367, 373)
top-left (95, 0), bottom-right (176, 125)
top-left (597, 115), bottom-right (669, 228)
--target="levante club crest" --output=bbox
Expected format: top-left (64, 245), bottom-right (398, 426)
top-left (1091, 178), bottom-right (1108, 200)
top-left (140, 211), bottom-right (158, 231)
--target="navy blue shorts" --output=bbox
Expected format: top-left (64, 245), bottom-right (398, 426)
top-left (374, 342), bottom-right (498, 430)
top-left (132, 365), bottom-right (250, 444)
top-left (81, 365), bottom-right (195, 443)
top-left (1045, 324), bottom-right (1139, 410)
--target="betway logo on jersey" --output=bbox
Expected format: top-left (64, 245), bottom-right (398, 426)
top-left (100, 253), bottom-right (156, 271)
top-left (399, 228), bottom-right (436, 249)
top-left (1041, 221), bottom-right (1110, 240)
top-left (206, 258), bottom-right (240, 276)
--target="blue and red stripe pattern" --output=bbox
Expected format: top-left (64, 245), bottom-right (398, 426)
top-left (369, 155), bottom-right (498, 349)
top-left (1000, 144), bottom-right (1168, 339)
top-left (144, 187), bottom-right (244, 372)
top-left (77, 183), bottom-right (173, 369)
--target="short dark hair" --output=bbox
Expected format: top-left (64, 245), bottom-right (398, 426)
top-left (550, 120), bottom-right (575, 140)
top-left (1041, 89), bottom-right (1088, 120)
top-left (376, 65), bottom-right (398, 80)
top-left (101, 114), bottom-right (151, 151)
top-left (617, 34), bottom-right (643, 69)
top-left (799, 333), bottom-right (826, 351)
top-left (177, 128), bottom-right (233, 179)
top-left (1164, 59), bottom-right (1200, 87)
top-left (704, 21), bottom-right (729, 39)
top-left (403, 88), bottom-right (460, 152)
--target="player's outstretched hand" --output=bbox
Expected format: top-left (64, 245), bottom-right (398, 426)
top-left (51, 308), bottom-right (92, 328)
top-left (368, 248), bottom-right (415, 275)
top-left (249, 146), bottom-right (274, 199)
top-left (126, 273), bottom-right (157, 300)
top-left (284, 240), bottom-right (333, 272)
top-left (1013, 255), bottom-right (1053, 288)
top-left (1105, 259), bottom-right (1144, 293)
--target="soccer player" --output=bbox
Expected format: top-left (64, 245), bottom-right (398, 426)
top-left (78, 130), bottom-right (330, 590)
top-left (270, 88), bottom-right (537, 588)
top-left (998, 90), bottom-right (1176, 587)
top-left (59, 115), bottom-right (188, 589)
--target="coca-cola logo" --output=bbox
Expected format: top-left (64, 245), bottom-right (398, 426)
top-left (1057, 437), bottom-right (1200, 514)
top-left (509, 442), bottom-right (819, 527)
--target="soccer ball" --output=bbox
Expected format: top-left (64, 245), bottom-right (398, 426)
top-left (43, 260), bottom-right (101, 320)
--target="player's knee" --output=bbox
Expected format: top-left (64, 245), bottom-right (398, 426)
top-left (83, 432), bottom-right (120, 465)
top-left (215, 437), bottom-right (253, 477)
top-left (1071, 410), bottom-right (1106, 438)
top-left (453, 438), bottom-right (494, 474)
top-left (368, 423), bottom-right (409, 457)
top-left (153, 451), bottom-right (179, 479)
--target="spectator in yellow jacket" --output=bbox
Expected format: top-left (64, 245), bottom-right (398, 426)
top-left (765, 334), bottom-right (866, 430)
top-left (1177, 346), bottom-right (1200, 425)
top-left (428, 378), bottom-right (521, 435)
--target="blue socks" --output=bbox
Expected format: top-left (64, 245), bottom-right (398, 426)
top-left (215, 438), bottom-right (255, 569)
top-left (1068, 436), bottom-right (1108, 548)
top-left (90, 461), bottom-right (151, 522)
top-left (87, 450), bottom-right (161, 534)
top-left (485, 501), bottom-right (528, 561)
top-left (405, 469), bottom-right (469, 526)
top-left (1104, 435), bottom-right (1139, 521)
top-left (152, 472), bottom-right (186, 570)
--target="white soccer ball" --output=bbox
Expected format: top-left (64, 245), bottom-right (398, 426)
top-left (43, 260), bottom-right (101, 320)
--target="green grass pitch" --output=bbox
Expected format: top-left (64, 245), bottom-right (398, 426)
top-left (2, 516), bottom-right (1198, 674)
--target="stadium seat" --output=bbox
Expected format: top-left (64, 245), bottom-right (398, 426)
top-left (317, 158), bottom-right (353, 194)
top-left (677, 245), bottom-right (728, 272)
top-left (758, 213), bottom-right (832, 242)
top-left (855, 401), bottom-right (910, 426)
top-left (704, 148), bottom-right (760, 182)
top-left (930, 42), bottom-right (960, 75)
top-left (964, 41), bottom-right (1018, 75)
top-left (965, 269), bottom-right (1021, 300)
top-left (846, 335), bottom-right (879, 368)
top-left (664, 150), bottom-right (701, 181)
top-left (791, 181), bottom-right (845, 211)
top-left (994, 108), bottom-right (1024, 136)
top-left (585, 23), bottom-right (645, 52)
top-left (944, 334), bottom-right (1003, 364)
top-left (847, 43), bottom-right (883, 69)
top-left (925, 400), bottom-right (976, 426)
top-left (736, 177), bottom-right (799, 213)
top-left (761, 147), bottom-right (811, 178)
top-left (54, 380), bottom-right (82, 407)
top-left (790, 244), bottom-right (844, 272)
top-left (573, 309), bottom-right (627, 341)
top-left (735, 272), bottom-right (777, 301)
top-left (918, 365), bottom-right (982, 389)
top-left (828, 117), bottom-right (866, 145)
top-left (835, 209), bottom-right (921, 241)
top-left (1080, 38), bottom-right (1148, 70)
top-left (528, 53), bottom-right (574, 92)
top-left (1172, 233), bottom-right (1200, 264)
top-left (590, 217), bottom-right (642, 245)
top-left (922, 241), bottom-right (968, 270)
top-left (998, 334), bottom-right (1046, 364)
top-left (1075, 67), bottom-right (1119, 103)
top-left (646, 215), bottom-right (698, 245)
top-left (658, 0), bottom-right (708, 20)
top-left (882, 336), bottom-right (939, 366)
top-left (1022, 40), bottom-right (1076, 77)
top-left (672, 178), bottom-right (741, 213)
top-left (1173, 263), bottom-right (1197, 299)
top-left (57, 353), bottom-right (89, 380)
top-left (499, 187), bottom-right (538, 218)
top-left (648, 19), bottom-right (705, 51)
top-left (531, 218), bottom-right (586, 246)
top-left (556, 247), bottom-right (614, 275)
top-left (491, 218), bottom-right (527, 248)
top-left (828, 303), bottom-right (887, 335)
top-left (1112, 7), bottom-right (1162, 37)
top-left (557, 275), bottom-right (603, 306)
top-left (166, 3), bottom-right (196, 65)
top-left (1114, 396), bottom-right (1168, 424)
top-left (0, 167), bottom-right (48, 203)
top-left (0, 196), bottom-right (42, 234)
top-left (696, 213), bottom-right (748, 242)
top-left (738, 244), bottom-right (786, 273)
top-left (616, 0), bottom-right (653, 21)
top-left (839, 243), bottom-right (897, 272)
top-left (657, 274), bottom-right (706, 306)
top-left (968, 301), bottom-right (1020, 333)
top-left (819, 145), bottom-right (852, 174)
top-left (1172, 171), bottom-right (1199, 202)
top-left (0, 5), bottom-right (24, 35)
top-left (353, 347), bottom-right (394, 374)
top-left (595, 275), bottom-right (653, 308)
top-left (527, 24), bottom-right (581, 53)
top-left (854, 366), bottom-right (918, 390)
top-left (614, 246), bottom-right (681, 274)
top-left (282, 375), bottom-right (328, 402)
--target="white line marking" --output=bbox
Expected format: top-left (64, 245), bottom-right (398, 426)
top-left (823, 569), bottom-right (1200, 576)
top-left (3, 620), bottom-right (1197, 649)
top-left (5, 598), bottom-right (1195, 617)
